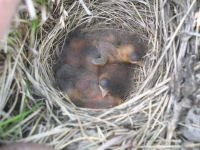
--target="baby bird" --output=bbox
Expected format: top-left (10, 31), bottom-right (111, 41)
top-left (98, 63), bottom-right (132, 99)
top-left (79, 44), bottom-right (100, 73)
top-left (86, 31), bottom-right (146, 66)
top-left (55, 64), bottom-right (94, 103)
top-left (55, 64), bottom-right (82, 90)
top-left (61, 37), bottom-right (86, 68)
top-left (69, 37), bottom-right (85, 51)
top-left (55, 64), bottom-right (122, 109)
top-left (91, 41), bottom-right (144, 66)
top-left (74, 71), bottom-right (123, 109)
top-left (62, 37), bottom-right (100, 73)
top-left (54, 31), bottom-right (144, 109)
top-left (54, 64), bottom-right (82, 102)
top-left (116, 43), bottom-right (143, 66)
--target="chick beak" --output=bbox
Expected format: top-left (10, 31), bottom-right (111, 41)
top-left (99, 85), bottom-right (108, 97)
top-left (92, 49), bottom-right (107, 66)
top-left (132, 61), bottom-right (143, 67)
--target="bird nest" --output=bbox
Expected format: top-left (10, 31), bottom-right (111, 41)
top-left (0, 0), bottom-right (200, 149)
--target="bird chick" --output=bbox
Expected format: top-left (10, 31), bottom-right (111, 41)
top-left (91, 41), bottom-right (119, 66)
top-left (69, 37), bottom-right (85, 51)
top-left (116, 43), bottom-right (143, 66)
top-left (72, 71), bottom-right (123, 109)
top-left (61, 37), bottom-right (86, 68)
top-left (75, 72), bottom-right (100, 100)
top-left (91, 41), bottom-right (144, 66)
top-left (62, 37), bottom-right (100, 73)
top-left (55, 64), bottom-right (123, 109)
top-left (98, 63), bottom-right (132, 99)
top-left (55, 64), bottom-right (83, 90)
top-left (79, 44), bottom-right (100, 73)
top-left (63, 45), bottom-right (82, 68)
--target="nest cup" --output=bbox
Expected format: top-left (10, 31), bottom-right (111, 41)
top-left (39, 1), bottom-right (152, 111)
top-left (34, 1), bottom-right (153, 148)
top-left (4, 0), bottom-right (199, 149)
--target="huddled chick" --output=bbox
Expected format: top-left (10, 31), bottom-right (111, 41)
top-left (54, 31), bottom-right (146, 109)
top-left (98, 63), bottom-right (132, 99)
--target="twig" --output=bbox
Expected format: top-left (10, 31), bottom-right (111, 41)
top-left (96, 136), bottom-right (123, 150)
top-left (79, 0), bottom-right (92, 16)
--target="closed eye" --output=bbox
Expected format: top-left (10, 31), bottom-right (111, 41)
top-left (100, 77), bottom-right (109, 88)
top-left (128, 52), bottom-right (139, 61)
top-left (91, 47), bottom-right (100, 58)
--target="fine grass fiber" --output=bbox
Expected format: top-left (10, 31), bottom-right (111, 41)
top-left (0, 0), bottom-right (200, 149)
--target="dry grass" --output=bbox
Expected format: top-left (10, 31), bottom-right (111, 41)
top-left (0, 0), bottom-right (200, 149)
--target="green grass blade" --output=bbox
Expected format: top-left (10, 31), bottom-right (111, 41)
top-left (0, 102), bottom-right (43, 127)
